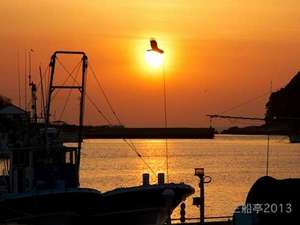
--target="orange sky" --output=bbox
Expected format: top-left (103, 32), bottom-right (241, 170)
top-left (1, 0), bottom-right (300, 127)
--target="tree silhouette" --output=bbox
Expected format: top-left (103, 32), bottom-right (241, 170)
top-left (265, 72), bottom-right (300, 129)
top-left (0, 95), bottom-right (11, 109)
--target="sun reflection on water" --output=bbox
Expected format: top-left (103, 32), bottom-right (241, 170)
top-left (80, 135), bottom-right (300, 219)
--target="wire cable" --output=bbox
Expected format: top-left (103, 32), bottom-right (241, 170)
top-left (56, 58), bottom-right (113, 125)
top-left (89, 64), bottom-right (123, 126)
top-left (53, 59), bottom-right (82, 101)
top-left (88, 62), bottom-right (157, 176)
top-left (58, 61), bottom-right (82, 121)
top-left (25, 60), bottom-right (82, 113)
top-left (220, 91), bottom-right (270, 115)
top-left (55, 60), bottom-right (156, 176)
top-left (162, 64), bottom-right (169, 182)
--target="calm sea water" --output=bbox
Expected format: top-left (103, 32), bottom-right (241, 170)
top-left (79, 135), bottom-right (300, 219)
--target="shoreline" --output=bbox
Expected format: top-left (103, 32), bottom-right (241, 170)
top-left (60, 127), bottom-right (215, 141)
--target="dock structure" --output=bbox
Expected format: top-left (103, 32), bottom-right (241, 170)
top-left (168, 168), bottom-right (233, 225)
top-left (171, 215), bottom-right (232, 225)
top-left (84, 127), bottom-right (215, 139)
top-left (60, 127), bottom-right (215, 141)
top-left (171, 221), bottom-right (231, 225)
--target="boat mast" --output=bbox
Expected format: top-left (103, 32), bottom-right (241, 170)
top-left (17, 50), bottom-right (22, 107)
top-left (46, 51), bottom-right (88, 186)
top-left (39, 66), bottom-right (46, 121)
top-left (24, 50), bottom-right (27, 111)
top-left (30, 81), bottom-right (38, 123)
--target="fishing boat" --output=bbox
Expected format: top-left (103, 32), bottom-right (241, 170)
top-left (0, 51), bottom-right (194, 225)
top-left (233, 176), bottom-right (300, 225)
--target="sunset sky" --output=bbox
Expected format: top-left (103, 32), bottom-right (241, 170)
top-left (1, 0), bottom-right (300, 127)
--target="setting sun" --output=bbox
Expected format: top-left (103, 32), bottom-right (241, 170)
top-left (144, 51), bottom-right (164, 68)
top-left (1, 1), bottom-right (300, 224)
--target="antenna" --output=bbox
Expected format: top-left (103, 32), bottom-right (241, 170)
top-left (28, 49), bottom-right (34, 112)
top-left (17, 50), bottom-right (22, 107)
top-left (162, 63), bottom-right (169, 182)
top-left (29, 50), bottom-right (31, 85)
top-left (39, 65), bottom-right (46, 120)
top-left (28, 49), bottom-right (34, 83)
top-left (270, 80), bottom-right (273, 93)
top-left (266, 80), bottom-right (273, 176)
top-left (24, 50), bottom-right (27, 111)
top-left (30, 81), bottom-right (38, 123)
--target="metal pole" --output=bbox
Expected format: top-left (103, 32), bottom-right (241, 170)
top-left (44, 53), bottom-right (57, 152)
top-left (28, 50), bottom-right (32, 86)
top-left (76, 54), bottom-right (88, 186)
top-left (200, 175), bottom-right (205, 225)
top-left (17, 50), bottom-right (22, 107)
top-left (39, 66), bottom-right (46, 120)
top-left (24, 50), bottom-right (27, 111)
top-left (46, 54), bottom-right (56, 127)
top-left (45, 51), bottom-right (87, 186)
top-left (162, 64), bottom-right (169, 182)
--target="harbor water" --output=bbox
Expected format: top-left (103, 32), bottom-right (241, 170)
top-left (79, 135), bottom-right (300, 220)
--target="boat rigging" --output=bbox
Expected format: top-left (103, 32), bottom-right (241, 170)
top-left (46, 54), bottom-right (158, 177)
top-left (0, 50), bottom-right (195, 225)
top-left (207, 114), bottom-right (265, 122)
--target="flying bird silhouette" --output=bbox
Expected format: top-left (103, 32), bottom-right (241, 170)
top-left (147, 39), bottom-right (164, 54)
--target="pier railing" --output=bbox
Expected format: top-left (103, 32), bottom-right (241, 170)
top-left (170, 168), bottom-right (233, 225)
top-left (171, 215), bottom-right (232, 223)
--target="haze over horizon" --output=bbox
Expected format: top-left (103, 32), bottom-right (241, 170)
top-left (1, 0), bottom-right (300, 128)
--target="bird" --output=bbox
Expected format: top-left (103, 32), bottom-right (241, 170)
top-left (147, 39), bottom-right (164, 54)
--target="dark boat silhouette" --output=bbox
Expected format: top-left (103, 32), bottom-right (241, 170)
top-left (233, 176), bottom-right (300, 225)
top-left (0, 51), bottom-right (194, 225)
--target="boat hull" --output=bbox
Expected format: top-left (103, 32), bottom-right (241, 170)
top-left (88, 183), bottom-right (194, 225)
top-left (0, 188), bottom-right (102, 225)
top-left (0, 183), bottom-right (194, 225)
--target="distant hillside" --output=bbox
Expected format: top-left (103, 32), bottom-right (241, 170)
top-left (265, 71), bottom-right (300, 129)
top-left (223, 71), bottom-right (300, 134)
top-left (0, 95), bottom-right (11, 109)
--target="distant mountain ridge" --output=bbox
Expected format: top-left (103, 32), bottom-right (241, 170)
top-left (223, 71), bottom-right (300, 134)
top-left (266, 71), bottom-right (300, 122)
top-left (0, 95), bottom-right (11, 109)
